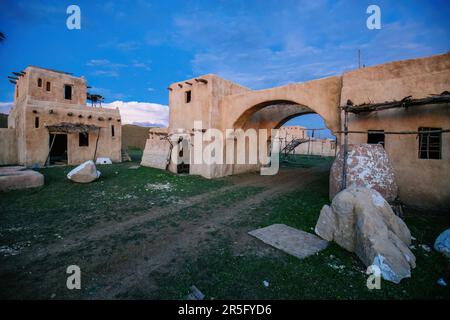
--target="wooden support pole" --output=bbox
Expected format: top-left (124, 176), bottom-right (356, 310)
top-left (45, 133), bottom-right (57, 167)
top-left (341, 108), bottom-right (349, 191)
top-left (93, 128), bottom-right (101, 161)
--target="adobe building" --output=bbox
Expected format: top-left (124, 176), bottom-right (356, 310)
top-left (0, 66), bottom-right (121, 166)
top-left (142, 52), bottom-right (450, 210)
top-left (278, 125), bottom-right (337, 157)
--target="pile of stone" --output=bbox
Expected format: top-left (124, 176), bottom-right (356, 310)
top-left (315, 187), bottom-right (415, 284)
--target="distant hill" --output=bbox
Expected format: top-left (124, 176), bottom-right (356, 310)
top-left (0, 113), bottom-right (8, 128)
top-left (122, 124), bottom-right (152, 150)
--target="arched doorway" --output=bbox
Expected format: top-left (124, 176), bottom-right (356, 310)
top-left (229, 100), bottom-right (337, 175)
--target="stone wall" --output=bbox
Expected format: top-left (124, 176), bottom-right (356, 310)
top-left (294, 139), bottom-right (337, 157)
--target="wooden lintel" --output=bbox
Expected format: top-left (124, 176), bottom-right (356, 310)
top-left (342, 93), bottom-right (450, 114)
top-left (194, 78), bottom-right (208, 84)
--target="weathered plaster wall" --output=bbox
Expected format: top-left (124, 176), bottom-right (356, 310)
top-left (293, 139), bottom-right (337, 157)
top-left (0, 128), bottom-right (17, 165)
top-left (21, 101), bottom-right (121, 166)
top-left (141, 128), bottom-right (170, 170)
top-left (26, 66), bottom-right (87, 106)
top-left (167, 74), bottom-right (250, 178)
top-left (340, 52), bottom-right (450, 210)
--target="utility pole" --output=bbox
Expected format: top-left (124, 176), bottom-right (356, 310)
top-left (358, 49), bottom-right (361, 69)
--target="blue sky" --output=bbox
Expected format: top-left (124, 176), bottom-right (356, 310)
top-left (0, 0), bottom-right (449, 134)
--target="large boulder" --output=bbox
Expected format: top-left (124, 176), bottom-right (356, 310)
top-left (434, 229), bottom-right (450, 259)
top-left (67, 160), bottom-right (101, 183)
top-left (330, 144), bottom-right (398, 202)
top-left (315, 187), bottom-right (415, 283)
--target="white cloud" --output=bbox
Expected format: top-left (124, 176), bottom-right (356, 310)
top-left (86, 59), bottom-right (111, 67)
top-left (98, 39), bottom-right (141, 51)
top-left (102, 101), bottom-right (168, 127)
top-left (86, 59), bottom-right (151, 78)
top-left (0, 102), bottom-right (13, 114)
top-left (91, 70), bottom-right (120, 77)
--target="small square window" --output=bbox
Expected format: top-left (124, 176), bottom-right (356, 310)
top-left (418, 127), bottom-right (441, 159)
top-left (368, 130), bottom-right (385, 147)
top-left (79, 132), bottom-right (89, 147)
top-left (185, 90), bottom-right (191, 103)
top-left (46, 81), bottom-right (51, 91)
top-left (64, 85), bottom-right (72, 100)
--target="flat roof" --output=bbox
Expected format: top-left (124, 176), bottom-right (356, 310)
top-left (28, 65), bottom-right (74, 76)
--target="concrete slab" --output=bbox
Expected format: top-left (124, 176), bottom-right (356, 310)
top-left (0, 166), bottom-right (27, 175)
top-left (248, 224), bottom-right (328, 259)
top-left (0, 167), bottom-right (44, 191)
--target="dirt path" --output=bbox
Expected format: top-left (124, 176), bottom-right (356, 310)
top-left (92, 164), bottom-right (330, 298)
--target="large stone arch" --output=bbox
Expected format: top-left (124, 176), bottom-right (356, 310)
top-left (220, 76), bottom-right (342, 134)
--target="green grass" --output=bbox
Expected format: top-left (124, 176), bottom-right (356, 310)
top-left (280, 154), bottom-right (334, 168)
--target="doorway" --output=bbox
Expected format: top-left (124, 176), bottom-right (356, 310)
top-left (176, 138), bottom-right (190, 174)
top-left (49, 133), bottom-right (68, 165)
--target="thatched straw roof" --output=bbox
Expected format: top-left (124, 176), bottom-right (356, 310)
top-left (45, 122), bottom-right (99, 133)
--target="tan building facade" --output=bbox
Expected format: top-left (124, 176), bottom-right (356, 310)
top-left (142, 53), bottom-right (450, 209)
top-left (1, 66), bottom-right (122, 167)
top-left (278, 125), bottom-right (337, 157)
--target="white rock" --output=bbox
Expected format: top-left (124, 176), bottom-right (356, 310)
top-left (437, 278), bottom-right (447, 286)
top-left (434, 229), bottom-right (450, 259)
top-left (96, 157), bottom-right (112, 165)
top-left (67, 160), bottom-right (101, 183)
top-left (315, 187), bottom-right (415, 284)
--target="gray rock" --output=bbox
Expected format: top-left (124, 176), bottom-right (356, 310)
top-left (434, 229), bottom-right (450, 259)
top-left (67, 160), bottom-right (101, 183)
top-left (315, 187), bottom-right (415, 284)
